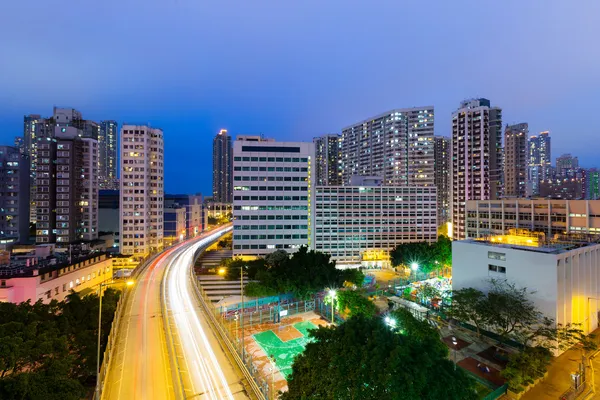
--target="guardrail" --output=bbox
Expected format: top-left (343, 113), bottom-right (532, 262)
top-left (189, 246), bottom-right (267, 399)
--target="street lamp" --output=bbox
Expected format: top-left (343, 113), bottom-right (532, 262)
top-left (95, 279), bottom-right (134, 399)
top-left (328, 289), bottom-right (337, 324)
top-left (410, 263), bottom-right (419, 281)
top-left (384, 316), bottom-right (397, 329)
top-left (451, 336), bottom-right (458, 370)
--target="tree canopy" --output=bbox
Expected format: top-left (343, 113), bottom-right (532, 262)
top-left (282, 314), bottom-right (477, 400)
top-left (332, 290), bottom-right (377, 318)
top-left (390, 235), bottom-right (451, 273)
top-left (0, 289), bottom-right (121, 399)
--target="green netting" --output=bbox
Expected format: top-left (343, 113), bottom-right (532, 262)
top-left (252, 321), bottom-right (317, 379)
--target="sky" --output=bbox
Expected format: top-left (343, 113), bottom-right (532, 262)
top-left (1, 0), bottom-right (599, 194)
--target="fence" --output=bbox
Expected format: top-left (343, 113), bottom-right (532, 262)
top-left (483, 384), bottom-right (508, 400)
top-left (221, 299), bottom-right (316, 331)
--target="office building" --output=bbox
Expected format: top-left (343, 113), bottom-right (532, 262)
top-left (451, 98), bottom-right (503, 240)
top-left (99, 121), bottom-right (118, 189)
top-left (453, 235), bottom-right (600, 336)
top-left (165, 194), bottom-right (204, 237)
top-left (465, 199), bottom-right (600, 239)
top-left (120, 125), bottom-right (164, 259)
top-left (313, 134), bottom-right (341, 186)
top-left (556, 154), bottom-right (579, 178)
top-left (504, 123), bottom-right (528, 198)
top-left (433, 136), bottom-right (450, 225)
top-left (313, 183), bottom-right (437, 267)
top-left (0, 146), bottom-right (30, 243)
top-left (340, 107), bottom-right (434, 187)
top-left (212, 129), bottom-right (233, 203)
top-left (232, 137), bottom-right (314, 256)
top-left (527, 131), bottom-right (552, 196)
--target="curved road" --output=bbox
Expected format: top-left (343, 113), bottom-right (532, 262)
top-left (103, 226), bottom-right (249, 400)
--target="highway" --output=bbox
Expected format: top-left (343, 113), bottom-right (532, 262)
top-left (103, 226), bottom-right (249, 400)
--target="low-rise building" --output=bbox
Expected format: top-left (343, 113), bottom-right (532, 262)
top-left (453, 234), bottom-right (600, 336)
top-left (466, 199), bottom-right (600, 239)
top-left (313, 184), bottom-right (437, 268)
top-left (0, 253), bottom-right (112, 304)
top-left (164, 206), bottom-right (187, 245)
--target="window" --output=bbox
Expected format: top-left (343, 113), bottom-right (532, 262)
top-left (488, 264), bottom-right (506, 274)
top-left (488, 251), bottom-right (506, 261)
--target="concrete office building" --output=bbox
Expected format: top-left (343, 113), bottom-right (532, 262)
top-left (451, 98), bottom-right (502, 240)
top-left (504, 123), bottom-right (528, 198)
top-left (0, 146), bottom-right (30, 243)
top-left (313, 182), bottom-right (437, 267)
top-left (99, 121), bottom-right (118, 190)
top-left (35, 124), bottom-right (98, 244)
top-left (453, 236), bottom-right (600, 336)
top-left (313, 134), bottom-right (341, 186)
top-left (165, 194), bottom-right (204, 237)
top-left (340, 107), bottom-right (434, 187)
top-left (465, 199), bottom-right (600, 239)
top-left (212, 129), bottom-right (233, 203)
top-left (120, 125), bottom-right (164, 259)
top-left (527, 131), bottom-right (551, 196)
top-left (434, 136), bottom-right (450, 225)
top-left (232, 137), bottom-right (314, 256)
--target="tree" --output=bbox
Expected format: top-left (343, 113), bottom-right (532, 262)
top-left (341, 268), bottom-right (365, 287)
top-left (390, 236), bottom-right (450, 274)
top-left (243, 282), bottom-right (277, 297)
top-left (282, 315), bottom-right (476, 400)
top-left (448, 288), bottom-right (489, 336)
top-left (264, 250), bottom-right (288, 268)
top-left (333, 290), bottom-right (377, 318)
top-left (414, 283), bottom-right (441, 305)
top-left (501, 346), bottom-right (552, 392)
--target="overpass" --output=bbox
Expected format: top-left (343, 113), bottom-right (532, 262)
top-left (100, 226), bottom-right (255, 399)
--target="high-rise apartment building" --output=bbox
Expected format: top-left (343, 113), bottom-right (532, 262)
top-left (433, 136), bottom-right (450, 225)
top-left (35, 124), bottom-right (98, 244)
top-left (99, 121), bottom-right (118, 189)
top-left (585, 169), bottom-right (600, 200)
top-left (451, 98), bottom-right (503, 240)
top-left (340, 107), bottom-right (435, 186)
top-left (119, 125), bottom-right (164, 259)
top-left (0, 146), bottom-right (30, 243)
top-left (313, 134), bottom-right (341, 186)
top-left (232, 137), bottom-right (314, 256)
top-left (23, 114), bottom-right (53, 223)
top-left (504, 123), bottom-right (528, 198)
top-left (527, 131), bottom-right (552, 196)
top-left (556, 154), bottom-right (579, 178)
top-left (212, 129), bottom-right (233, 203)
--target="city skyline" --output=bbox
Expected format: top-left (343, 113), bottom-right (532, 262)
top-left (1, 1), bottom-right (600, 194)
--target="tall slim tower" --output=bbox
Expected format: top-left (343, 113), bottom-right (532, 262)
top-left (434, 136), bottom-right (450, 225)
top-left (504, 123), bottom-right (528, 198)
top-left (120, 125), bottom-right (164, 259)
top-left (23, 114), bottom-right (53, 223)
top-left (527, 131), bottom-right (551, 196)
top-left (451, 98), bottom-right (502, 240)
top-left (99, 121), bottom-right (118, 189)
top-left (0, 146), bottom-right (30, 243)
top-left (313, 134), bottom-right (341, 186)
top-left (212, 129), bottom-right (233, 203)
top-left (341, 107), bottom-right (434, 186)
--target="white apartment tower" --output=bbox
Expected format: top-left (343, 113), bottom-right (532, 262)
top-left (451, 98), bottom-right (502, 240)
top-left (232, 136), bottom-right (314, 256)
top-left (341, 107), bottom-right (435, 187)
top-left (120, 125), bottom-right (164, 259)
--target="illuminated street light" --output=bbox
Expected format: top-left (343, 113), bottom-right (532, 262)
top-left (218, 268), bottom-right (226, 275)
top-left (384, 316), bottom-right (397, 329)
top-left (328, 289), bottom-right (337, 324)
top-left (411, 262), bottom-right (419, 271)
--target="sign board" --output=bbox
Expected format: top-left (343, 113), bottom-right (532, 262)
top-left (279, 310), bottom-right (288, 317)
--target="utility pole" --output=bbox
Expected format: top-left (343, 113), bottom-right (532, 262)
top-left (241, 266), bottom-right (245, 361)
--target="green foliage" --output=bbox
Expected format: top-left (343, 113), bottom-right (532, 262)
top-left (414, 283), bottom-right (441, 305)
top-left (243, 282), bottom-right (277, 297)
top-left (501, 346), bottom-right (552, 391)
top-left (390, 235), bottom-right (451, 273)
top-left (334, 290), bottom-right (377, 318)
top-left (341, 268), bottom-right (366, 287)
top-left (0, 289), bottom-right (121, 398)
top-left (282, 315), bottom-right (476, 400)
top-left (448, 287), bottom-right (489, 336)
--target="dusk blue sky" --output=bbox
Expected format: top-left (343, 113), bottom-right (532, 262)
top-left (1, 0), bottom-right (599, 194)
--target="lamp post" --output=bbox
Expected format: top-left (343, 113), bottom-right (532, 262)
top-left (384, 316), bottom-right (397, 329)
top-left (95, 279), bottom-right (134, 399)
top-left (410, 263), bottom-right (419, 282)
top-left (451, 336), bottom-right (458, 370)
top-left (328, 289), bottom-right (337, 324)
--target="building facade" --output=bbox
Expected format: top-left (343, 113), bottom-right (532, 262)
top-left (539, 178), bottom-right (584, 200)
top-left (340, 107), bottom-right (434, 187)
top-left (0, 146), bottom-right (30, 243)
top-left (119, 125), bottom-right (164, 259)
top-left (527, 131), bottom-right (551, 196)
top-left (313, 185), bottom-right (437, 267)
top-left (556, 154), bottom-right (579, 178)
top-left (313, 134), bottom-right (341, 186)
top-left (504, 123), bottom-right (528, 198)
top-left (465, 199), bottom-right (600, 239)
top-left (165, 194), bottom-right (204, 237)
top-left (453, 238), bottom-right (600, 336)
top-left (232, 137), bottom-right (314, 256)
top-left (451, 98), bottom-right (502, 240)
top-left (434, 136), bottom-right (450, 225)
top-left (99, 190), bottom-right (119, 234)
top-left (164, 206), bottom-right (186, 245)
top-left (586, 169), bottom-right (600, 200)
top-left (212, 129), bottom-right (233, 203)
top-left (23, 114), bottom-right (53, 223)
top-left (99, 120), bottom-right (118, 189)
